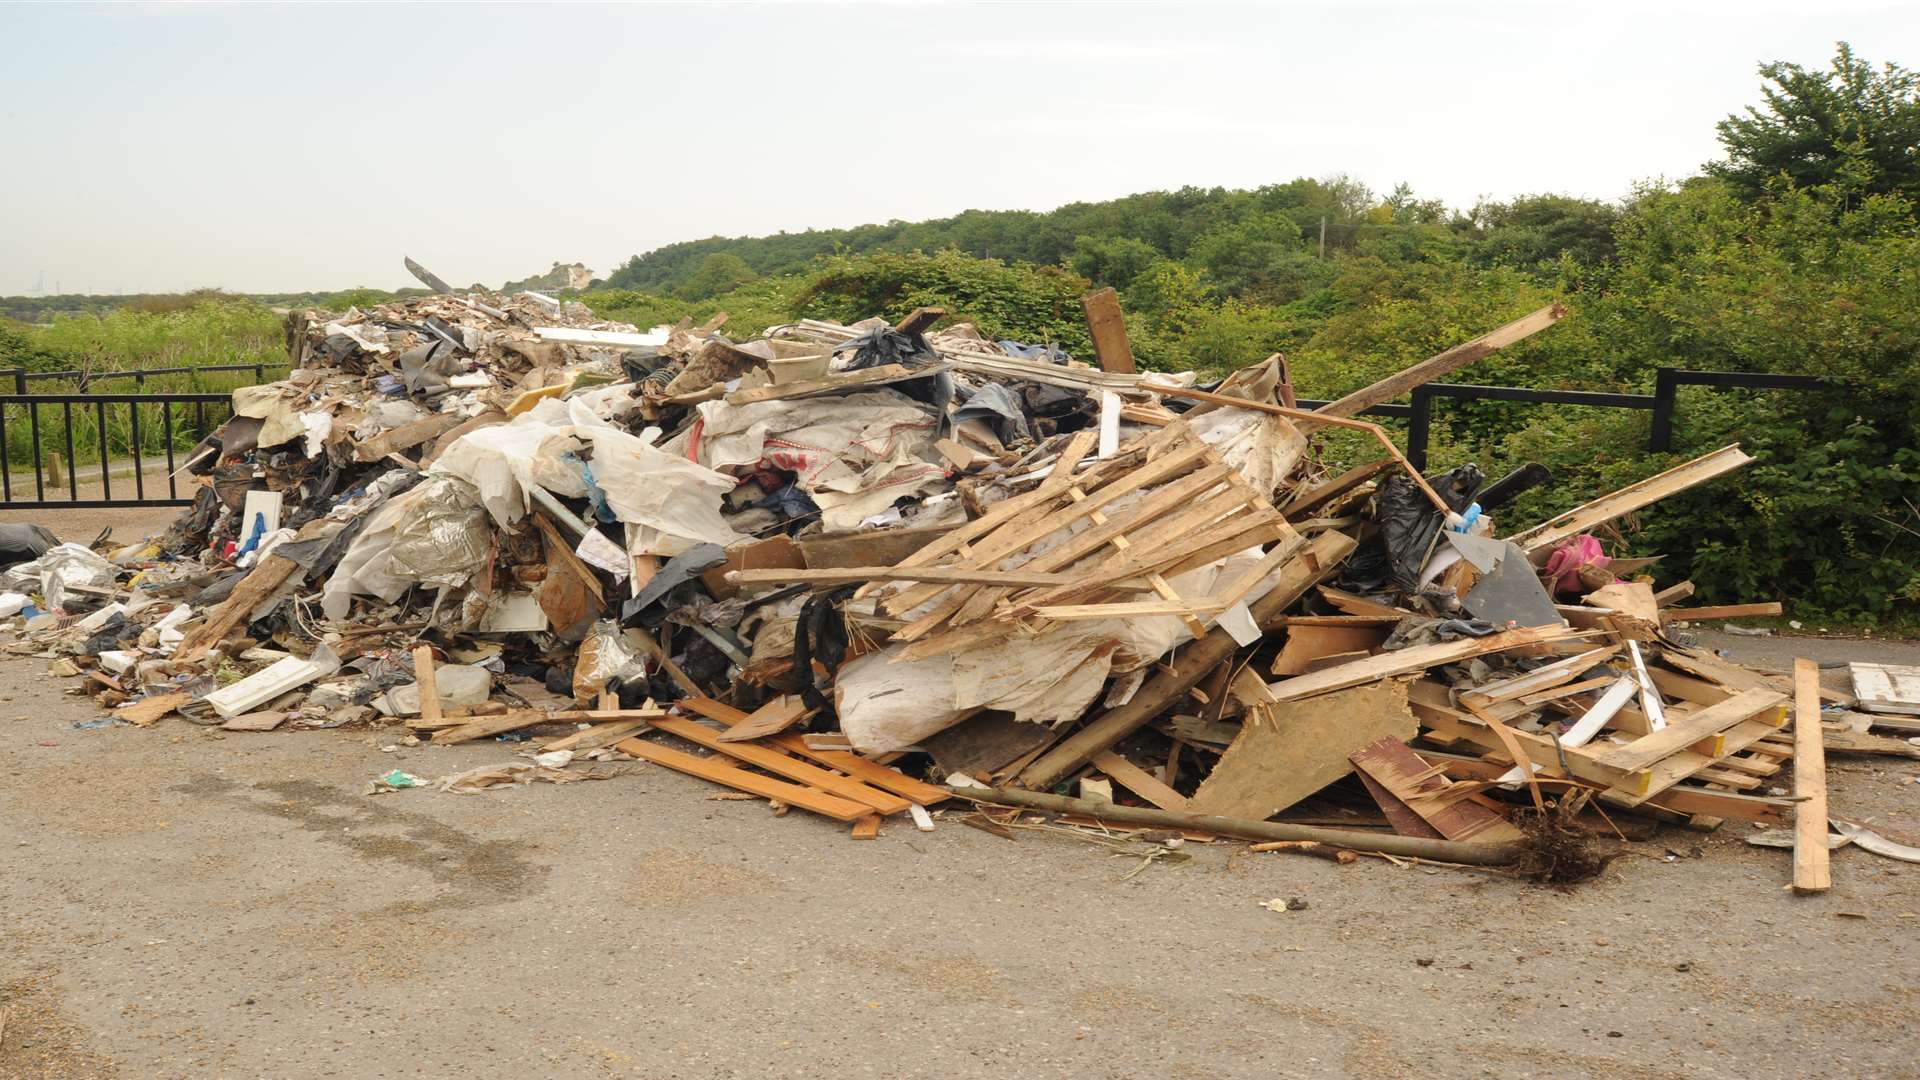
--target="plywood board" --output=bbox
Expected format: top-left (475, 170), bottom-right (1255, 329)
top-left (1186, 681), bottom-right (1419, 820)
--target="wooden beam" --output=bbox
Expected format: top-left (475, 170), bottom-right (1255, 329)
top-left (615, 738), bottom-right (872, 821)
top-left (729, 565), bottom-right (1095, 589)
top-left (1280, 458), bottom-right (1394, 520)
top-left (412, 646), bottom-right (442, 726)
top-left (1090, 750), bottom-right (1189, 811)
top-left (1792, 657), bottom-right (1831, 894)
top-left (1586, 688), bottom-right (1787, 773)
top-left (677, 697), bottom-right (951, 805)
top-left (644, 716), bottom-right (911, 816)
top-left (1265, 625), bottom-right (1577, 704)
top-left (1505, 444), bottom-right (1753, 556)
top-left (1081, 287), bottom-right (1137, 374)
top-left (893, 306), bottom-right (945, 335)
top-left (1312, 303), bottom-right (1567, 420)
top-left (1661, 602), bottom-right (1783, 623)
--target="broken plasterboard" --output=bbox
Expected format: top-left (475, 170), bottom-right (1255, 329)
top-left (1851, 662), bottom-right (1920, 717)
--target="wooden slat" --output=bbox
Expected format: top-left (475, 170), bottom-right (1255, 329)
top-left (1662, 602), bottom-right (1783, 623)
top-left (413, 646), bottom-right (443, 726)
top-left (1792, 658), bottom-right (1831, 894)
top-left (1506, 445), bottom-right (1753, 555)
top-left (1090, 750), bottom-right (1189, 811)
top-left (1312, 303), bottom-right (1567, 420)
top-left (613, 738), bottom-right (871, 821)
top-left (677, 697), bottom-right (952, 805)
top-left (714, 695), bottom-right (816, 743)
top-left (1586, 689), bottom-right (1786, 773)
top-left (645, 716), bottom-right (910, 815)
top-left (1348, 737), bottom-right (1523, 843)
top-left (1266, 625), bottom-right (1576, 703)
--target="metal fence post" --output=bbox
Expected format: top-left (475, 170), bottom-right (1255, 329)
top-left (1648, 368), bottom-right (1679, 452)
top-left (1406, 385), bottom-right (1433, 472)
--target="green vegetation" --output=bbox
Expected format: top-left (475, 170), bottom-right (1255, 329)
top-left (0, 43), bottom-right (1911, 622)
top-left (578, 43), bottom-right (1919, 622)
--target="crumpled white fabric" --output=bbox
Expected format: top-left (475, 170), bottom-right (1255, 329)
top-left (433, 402), bottom-right (586, 528)
top-left (836, 547), bottom-right (1277, 752)
top-left (1185, 407), bottom-right (1307, 498)
top-left (568, 399), bottom-right (744, 557)
top-left (678, 389), bottom-right (945, 531)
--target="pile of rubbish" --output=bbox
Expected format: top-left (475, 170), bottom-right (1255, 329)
top-left (7, 278), bottom-right (1910, 885)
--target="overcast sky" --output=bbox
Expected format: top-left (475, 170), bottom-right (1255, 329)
top-left (1, 1), bottom-right (1913, 295)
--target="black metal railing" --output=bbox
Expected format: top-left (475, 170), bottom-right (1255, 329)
top-left (0, 393), bottom-right (233, 508)
top-left (1321, 368), bottom-right (1836, 471)
top-left (0, 362), bottom-right (283, 393)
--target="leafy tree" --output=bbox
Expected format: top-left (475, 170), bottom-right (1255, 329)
top-left (1710, 42), bottom-right (1920, 201)
top-left (1467, 194), bottom-right (1621, 272)
top-left (1069, 234), bottom-right (1161, 290)
top-left (1186, 211), bottom-right (1305, 295)
top-left (674, 253), bottom-right (758, 300)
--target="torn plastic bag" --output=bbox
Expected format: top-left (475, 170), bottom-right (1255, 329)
top-left (1347, 464), bottom-right (1484, 592)
top-left (2, 543), bottom-right (116, 610)
top-left (573, 620), bottom-right (651, 703)
top-left (569, 403), bottom-right (743, 557)
top-left (621, 543), bottom-right (726, 627)
top-left (997, 340), bottom-right (1072, 364)
top-left (952, 382), bottom-right (1033, 445)
top-left (0, 523), bottom-right (57, 570)
top-left (433, 408), bottom-right (586, 528)
top-left (385, 477), bottom-right (491, 589)
top-left (320, 495), bottom-right (418, 619)
top-left (231, 384), bottom-right (308, 450)
top-left (395, 340), bottom-right (466, 396)
top-left (830, 326), bottom-right (937, 372)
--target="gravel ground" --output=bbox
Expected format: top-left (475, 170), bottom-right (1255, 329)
top-left (1, 510), bottom-right (1917, 1078)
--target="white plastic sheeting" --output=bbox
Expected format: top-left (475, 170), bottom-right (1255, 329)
top-left (679, 390), bottom-right (946, 532)
top-left (836, 548), bottom-right (1276, 752)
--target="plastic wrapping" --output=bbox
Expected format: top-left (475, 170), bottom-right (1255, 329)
top-left (0, 523), bottom-right (57, 569)
top-left (1, 543), bottom-right (117, 610)
top-left (385, 477), bottom-right (491, 589)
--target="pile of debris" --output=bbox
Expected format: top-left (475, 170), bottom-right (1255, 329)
top-left (6, 279), bottom-right (1909, 886)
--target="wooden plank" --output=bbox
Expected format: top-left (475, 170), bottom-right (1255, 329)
top-left (677, 697), bottom-right (952, 806)
top-left (1265, 625), bottom-right (1576, 703)
top-left (434, 707), bottom-right (665, 745)
top-left (1187, 681), bottom-right (1419, 820)
top-left (731, 565), bottom-right (1093, 589)
top-left (1090, 750), bottom-right (1189, 811)
top-left (113, 690), bottom-right (194, 728)
top-left (849, 814), bottom-right (882, 840)
top-left (175, 553), bottom-right (303, 661)
top-left (1653, 581), bottom-right (1696, 607)
top-left (1270, 624), bottom-right (1389, 676)
top-left (1348, 737), bottom-right (1524, 843)
top-left (1459, 647), bottom-right (1618, 708)
top-left (1792, 658), bottom-right (1832, 894)
top-left (1313, 303), bottom-right (1568, 419)
top-left (539, 718), bottom-right (651, 752)
top-left (1506, 445), bottom-right (1754, 556)
top-left (723, 363), bottom-right (918, 405)
top-left (646, 716), bottom-right (910, 815)
top-left (893, 305), bottom-right (946, 335)
top-left (614, 738), bottom-right (871, 821)
top-left (413, 646), bottom-right (443, 726)
top-left (1642, 784), bottom-right (1791, 824)
top-left (1662, 602), bottom-right (1783, 623)
top-left (1586, 689), bottom-right (1787, 773)
top-left (1316, 587), bottom-right (1412, 618)
top-left (1081, 287), bottom-right (1137, 374)
top-left (1280, 459), bottom-right (1394, 520)
top-left (714, 695), bottom-right (816, 743)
